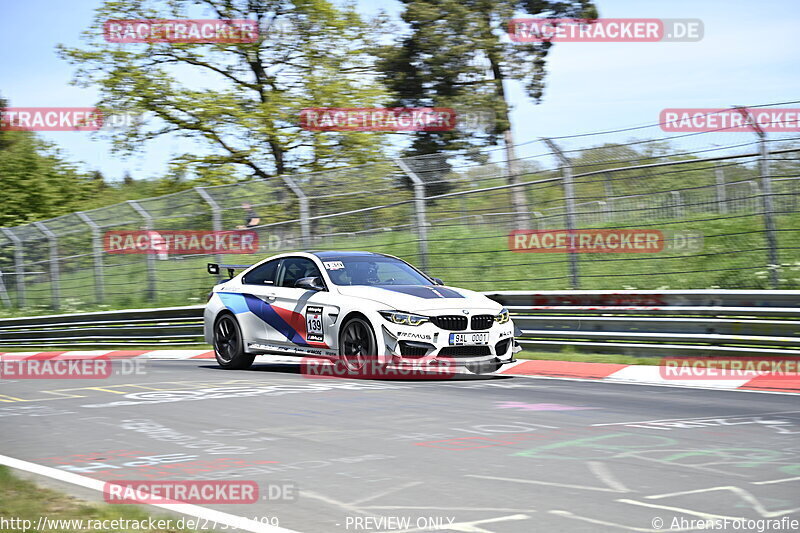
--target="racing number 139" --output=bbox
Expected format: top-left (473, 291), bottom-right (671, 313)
top-left (306, 306), bottom-right (324, 342)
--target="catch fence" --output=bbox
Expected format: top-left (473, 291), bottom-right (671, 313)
top-left (1, 103), bottom-right (799, 311)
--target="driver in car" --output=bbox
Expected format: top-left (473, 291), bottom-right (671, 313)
top-left (329, 261), bottom-right (381, 286)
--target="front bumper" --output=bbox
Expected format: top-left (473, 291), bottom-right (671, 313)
top-left (380, 319), bottom-right (517, 366)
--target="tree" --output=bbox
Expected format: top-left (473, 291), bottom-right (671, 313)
top-left (376, 0), bottom-right (598, 227)
top-left (91, 169), bottom-right (107, 190)
top-left (0, 130), bottom-right (94, 227)
top-left (58, 0), bottom-right (393, 183)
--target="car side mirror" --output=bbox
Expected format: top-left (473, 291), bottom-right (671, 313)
top-left (295, 276), bottom-right (325, 291)
top-left (431, 277), bottom-right (444, 286)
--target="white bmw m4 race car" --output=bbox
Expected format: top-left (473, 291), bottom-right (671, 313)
top-left (204, 251), bottom-right (520, 374)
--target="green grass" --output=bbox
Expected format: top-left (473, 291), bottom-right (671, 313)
top-left (3, 209), bottom-right (800, 316)
top-left (0, 466), bottom-right (198, 532)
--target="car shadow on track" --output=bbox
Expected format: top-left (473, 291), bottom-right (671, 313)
top-left (197, 362), bottom-right (515, 382)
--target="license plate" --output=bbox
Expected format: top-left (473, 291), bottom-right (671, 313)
top-left (449, 332), bottom-right (489, 346)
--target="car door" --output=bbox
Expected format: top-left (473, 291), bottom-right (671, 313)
top-left (236, 258), bottom-right (281, 345)
top-left (268, 256), bottom-right (338, 352)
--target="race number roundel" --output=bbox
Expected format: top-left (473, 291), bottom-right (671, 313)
top-left (306, 306), bottom-right (324, 342)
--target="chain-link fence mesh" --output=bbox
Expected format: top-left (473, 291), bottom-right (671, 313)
top-left (1, 103), bottom-right (799, 311)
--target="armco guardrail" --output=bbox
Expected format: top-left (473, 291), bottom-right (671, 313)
top-left (486, 290), bottom-right (800, 357)
top-left (0, 305), bottom-right (205, 347)
top-left (1, 291), bottom-right (799, 355)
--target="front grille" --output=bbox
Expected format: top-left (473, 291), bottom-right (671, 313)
top-left (438, 346), bottom-right (491, 357)
top-left (430, 315), bottom-right (467, 331)
top-left (471, 315), bottom-right (494, 330)
top-left (495, 339), bottom-right (511, 355)
top-left (399, 341), bottom-right (434, 357)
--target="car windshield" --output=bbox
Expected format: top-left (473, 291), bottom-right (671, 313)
top-left (322, 256), bottom-right (432, 286)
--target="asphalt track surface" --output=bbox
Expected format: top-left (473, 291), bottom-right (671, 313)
top-left (1, 359), bottom-right (799, 533)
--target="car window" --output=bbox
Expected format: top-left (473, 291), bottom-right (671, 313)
top-left (277, 257), bottom-right (323, 288)
top-left (325, 256), bottom-right (431, 286)
top-left (374, 262), bottom-right (425, 284)
top-left (242, 259), bottom-right (278, 285)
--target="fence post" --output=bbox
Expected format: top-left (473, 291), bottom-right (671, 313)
top-left (394, 158), bottom-right (429, 271)
top-left (195, 187), bottom-right (224, 266)
top-left (279, 176), bottom-right (311, 249)
top-left (671, 191), bottom-right (684, 218)
top-left (714, 164), bottom-right (728, 214)
top-left (600, 200), bottom-right (612, 222)
top-left (0, 270), bottom-right (10, 307)
top-left (736, 106), bottom-right (779, 288)
top-left (33, 222), bottom-right (61, 311)
top-left (542, 138), bottom-right (580, 289)
top-left (1, 228), bottom-right (25, 307)
top-left (504, 133), bottom-right (531, 230)
top-left (758, 136), bottom-right (780, 288)
top-left (603, 172), bottom-right (614, 202)
top-left (76, 212), bottom-right (105, 304)
top-left (128, 200), bottom-right (157, 301)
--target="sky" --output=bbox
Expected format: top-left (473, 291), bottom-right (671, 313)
top-left (1, 0), bottom-right (798, 181)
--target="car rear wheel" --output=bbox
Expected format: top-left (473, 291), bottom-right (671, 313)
top-left (213, 314), bottom-right (255, 370)
top-left (338, 317), bottom-right (377, 372)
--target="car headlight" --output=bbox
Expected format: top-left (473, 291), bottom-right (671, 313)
top-left (379, 310), bottom-right (429, 326)
top-left (495, 307), bottom-right (510, 324)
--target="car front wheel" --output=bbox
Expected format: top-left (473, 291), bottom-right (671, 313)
top-left (338, 317), bottom-right (378, 372)
top-left (213, 314), bottom-right (255, 370)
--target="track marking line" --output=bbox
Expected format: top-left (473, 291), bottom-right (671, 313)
top-left (348, 481), bottom-right (423, 506)
top-left (0, 394), bottom-right (25, 402)
top-left (591, 410), bottom-right (800, 427)
top-left (466, 473), bottom-right (627, 493)
top-left (643, 486), bottom-right (800, 517)
top-left (549, 509), bottom-right (695, 532)
top-left (302, 490), bottom-right (379, 517)
top-left (751, 476), bottom-right (800, 485)
top-left (588, 461), bottom-right (631, 493)
top-left (617, 498), bottom-right (746, 521)
top-left (622, 455), bottom-right (747, 478)
top-left (508, 373), bottom-right (800, 395)
top-left (0, 453), bottom-right (299, 533)
top-left (81, 387), bottom-right (130, 394)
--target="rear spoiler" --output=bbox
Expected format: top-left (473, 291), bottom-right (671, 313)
top-left (207, 263), bottom-right (252, 279)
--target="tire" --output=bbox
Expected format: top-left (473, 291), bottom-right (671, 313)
top-left (338, 317), bottom-right (378, 373)
top-left (466, 359), bottom-right (503, 375)
top-left (213, 314), bottom-right (255, 370)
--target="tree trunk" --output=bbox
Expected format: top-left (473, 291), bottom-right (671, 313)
top-left (488, 52), bottom-right (530, 230)
top-left (503, 128), bottom-right (530, 230)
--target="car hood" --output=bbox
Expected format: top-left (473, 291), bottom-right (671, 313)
top-left (335, 284), bottom-right (501, 314)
